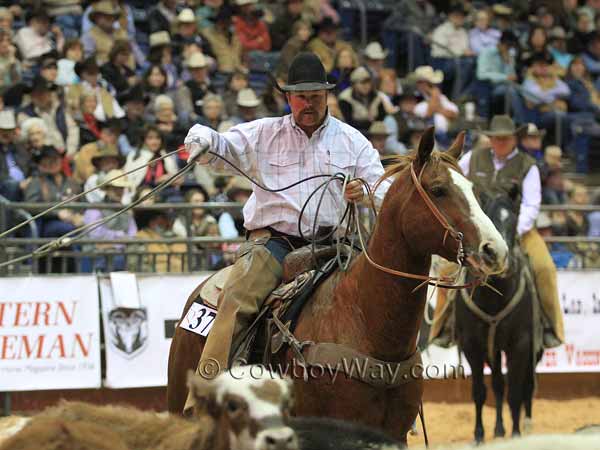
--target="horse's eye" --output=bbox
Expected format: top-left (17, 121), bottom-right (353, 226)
top-left (430, 186), bottom-right (446, 197)
top-left (227, 399), bottom-right (242, 414)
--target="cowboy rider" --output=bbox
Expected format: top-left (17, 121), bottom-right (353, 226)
top-left (183, 52), bottom-right (390, 411)
top-left (430, 115), bottom-right (564, 349)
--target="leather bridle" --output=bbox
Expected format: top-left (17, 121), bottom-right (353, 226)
top-left (356, 161), bottom-right (485, 291)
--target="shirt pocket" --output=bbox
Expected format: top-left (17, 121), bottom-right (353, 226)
top-left (266, 152), bottom-right (301, 180)
top-left (319, 151), bottom-right (355, 177)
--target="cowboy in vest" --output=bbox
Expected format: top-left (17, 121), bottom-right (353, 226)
top-left (430, 115), bottom-right (564, 348)
top-left (182, 52), bottom-right (391, 411)
top-left (81, 0), bottom-right (127, 66)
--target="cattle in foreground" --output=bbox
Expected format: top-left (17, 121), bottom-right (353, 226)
top-left (0, 366), bottom-right (298, 450)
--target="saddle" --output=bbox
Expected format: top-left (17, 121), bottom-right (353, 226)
top-left (194, 244), bottom-right (355, 365)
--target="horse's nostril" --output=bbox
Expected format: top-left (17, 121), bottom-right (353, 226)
top-left (481, 242), bottom-right (497, 263)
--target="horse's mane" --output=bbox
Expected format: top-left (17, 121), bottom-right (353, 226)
top-left (375, 149), bottom-right (462, 191)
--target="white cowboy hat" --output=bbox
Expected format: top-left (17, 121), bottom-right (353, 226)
top-left (0, 110), bottom-right (16, 130)
top-left (237, 88), bottom-right (261, 108)
top-left (235, 0), bottom-right (258, 5)
top-left (364, 42), bottom-right (388, 60)
top-left (177, 8), bottom-right (196, 23)
top-left (413, 66), bottom-right (444, 85)
top-left (350, 66), bottom-right (371, 83)
top-left (368, 121), bottom-right (390, 136)
top-left (149, 31), bottom-right (171, 48)
top-left (103, 169), bottom-right (131, 188)
top-left (185, 52), bottom-right (207, 69)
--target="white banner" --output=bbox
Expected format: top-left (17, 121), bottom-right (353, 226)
top-left (423, 271), bottom-right (600, 376)
top-left (100, 273), bottom-right (211, 388)
top-left (0, 276), bottom-right (101, 391)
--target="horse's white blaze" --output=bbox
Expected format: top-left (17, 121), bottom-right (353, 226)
top-left (449, 169), bottom-right (508, 266)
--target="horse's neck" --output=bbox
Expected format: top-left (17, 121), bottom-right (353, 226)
top-left (339, 226), bottom-right (430, 361)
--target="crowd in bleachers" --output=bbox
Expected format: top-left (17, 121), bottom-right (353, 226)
top-left (0, 0), bottom-right (599, 273)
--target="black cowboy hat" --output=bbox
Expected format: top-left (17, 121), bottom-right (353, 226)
top-left (315, 17), bottom-right (340, 32)
top-left (38, 50), bottom-right (59, 69)
top-left (279, 52), bottom-right (336, 92)
top-left (24, 75), bottom-right (57, 94)
top-left (133, 208), bottom-right (170, 230)
top-left (448, 2), bottom-right (467, 15)
top-left (98, 118), bottom-right (124, 134)
top-left (32, 145), bottom-right (61, 163)
top-left (117, 84), bottom-right (149, 105)
top-left (499, 30), bottom-right (518, 46)
top-left (26, 8), bottom-right (50, 23)
top-left (209, 4), bottom-right (235, 23)
top-left (529, 51), bottom-right (554, 65)
top-left (75, 56), bottom-right (100, 78)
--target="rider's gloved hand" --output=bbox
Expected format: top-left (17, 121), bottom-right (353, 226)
top-left (184, 124), bottom-right (212, 164)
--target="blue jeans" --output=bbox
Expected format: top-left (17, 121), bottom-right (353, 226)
top-left (431, 56), bottom-right (475, 96)
top-left (472, 80), bottom-right (518, 120)
top-left (382, 30), bottom-right (430, 74)
top-left (54, 14), bottom-right (82, 40)
top-left (265, 238), bottom-right (294, 265)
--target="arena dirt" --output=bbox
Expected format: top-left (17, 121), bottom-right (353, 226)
top-left (407, 398), bottom-right (600, 448)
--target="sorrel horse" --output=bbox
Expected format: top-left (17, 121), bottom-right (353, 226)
top-left (455, 190), bottom-right (544, 443)
top-left (167, 129), bottom-right (508, 443)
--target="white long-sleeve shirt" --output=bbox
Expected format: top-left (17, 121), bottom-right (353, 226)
top-left (185, 114), bottom-right (390, 237)
top-left (459, 149), bottom-right (541, 236)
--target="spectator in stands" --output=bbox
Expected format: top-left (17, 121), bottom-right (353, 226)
top-left (0, 110), bottom-right (28, 201)
top-left (566, 184), bottom-right (590, 235)
top-left (101, 40), bottom-right (137, 97)
top-left (24, 145), bottom-right (82, 237)
top-left (200, 94), bottom-right (227, 131)
top-left (491, 4), bottom-right (513, 32)
top-left (21, 117), bottom-right (49, 161)
top-left (308, 17), bottom-right (356, 74)
top-left (568, 10), bottom-right (594, 54)
top-left (200, 4), bottom-right (244, 74)
top-left (82, 168), bottom-right (136, 272)
top-left (382, 0), bottom-right (436, 73)
top-left (196, 0), bottom-right (224, 29)
top-left (230, 88), bottom-right (264, 125)
top-left (582, 31), bottom-right (600, 78)
top-left (384, 88), bottom-right (422, 153)
top-left (154, 94), bottom-right (187, 150)
top-left (542, 145), bottom-right (568, 206)
top-left (430, 3), bottom-right (474, 95)
top-left (379, 69), bottom-right (401, 104)
top-left (173, 8), bottom-right (203, 64)
top-left (262, 77), bottom-right (289, 117)
top-left (0, 8), bottom-right (14, 38)
top-left (18, 75), bottom-right (79, 157)
top-left (172, 187), bottom-right (217, 238)
top-left (367, 121), bottom-right (398, 162)
top-left (234, 0), bottom-right (272, 57)
top-left (14, 9), bottom-right (64, 70)
top-left (277, 19), bottom-right (312, 79)
top-left (518, 53), bottom-right (570, 131)
top-left (413, 65), bottom-right (458, 146)
top-left (474, 30), bottom-right (519, 119)
top-left (56, 38), bottom-right (83, 86)
top-left (174, 52), bottom-right (212, 125)
top-left (518, 123), bottom-right (545, 162)
top-left (84, 144), bottom-right (126, 203)
top-left (44, 0), bottom-right (83, 41)
top-left (533, 5), bottom-right (555, 31)
top-left (588, 193), bottom-right (600, 237)
top-left (148, 0), bottom-right (179, 34)
top-left (362, 42), bottom-right (387, 89)
top-left (0, 28), bottom-right (20, 92)
top-left (270, 0), bottom-right (304, 51)
top-left (73, 118), bottom-right (122, 184)
top-left (222, 69), bottom-right (248, 117)
top-left (566, 55), bottom-right (600, 115)
top-left (131, 207), bottom-right (187, 273)
top-left (548, 27), bottom-right (573, 74)
top-left (469, 10), bottom-right (501, 56)
top-left (328, 47), bottom-right (357, 93)
top-left (218, 176), bottom-right (253, 237)
top-left (142, 64), bottom-right (172, 119)
top-left (81, 0), bottom-right (126, 65)
top-left (118, 84), bottom-right (147, 155)
top-left (519, 26), bottom-right (549, 76)
top-left (68, 56), bottom-right (125, 122)
top-left (38, 51), bottom-right (59, 85)
top-left (124, 124), bottom-right (179, 192)
top-left (338, 66), bottom-right (395, 135)
top-left (75, 89), bottom-right (102, 147)
top-left (148, 31), bottom-right (179, 90)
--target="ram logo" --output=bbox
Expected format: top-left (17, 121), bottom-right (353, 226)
top-left (108, 308), bottom-right (149, 358)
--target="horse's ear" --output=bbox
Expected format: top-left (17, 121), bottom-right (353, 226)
top-left (416, 127), bottom-right (435, 167)
top-left (447, 131), bottom-right (465, 161)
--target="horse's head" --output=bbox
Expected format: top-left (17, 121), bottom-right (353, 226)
top-left (379, 128), bottom-right (508, 276)
top-left (478, 188), bottom-right (519, 270)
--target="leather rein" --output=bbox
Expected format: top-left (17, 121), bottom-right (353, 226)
top-left (356, 161), bottom-right (484, 291)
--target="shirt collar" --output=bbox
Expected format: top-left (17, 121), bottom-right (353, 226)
top-left (289, 111), bottom-right (332, 137)
top-left (491, 147), bottom-right (519, 163)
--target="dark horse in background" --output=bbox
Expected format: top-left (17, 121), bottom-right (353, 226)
top-left (455, 190), bottom-right (545, 443)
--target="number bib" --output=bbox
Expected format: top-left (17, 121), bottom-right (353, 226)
top-left (179, 303), bottom-right (217, 337)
